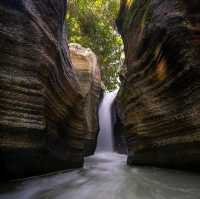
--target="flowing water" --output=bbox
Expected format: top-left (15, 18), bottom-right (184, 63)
top-left (1, 90), bottom-right (200, 199)
top-left (0, 153), bottom-right (200, 199)
top-left (96, 90), bottom-right (118, 152)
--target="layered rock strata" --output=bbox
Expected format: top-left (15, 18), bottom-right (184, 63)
top-left (116, 0), bottom-right (200, 169)
top-left (69, 43), bottom-right (102, 156)
top-left (0, 0), bottom-right (99, 180)
top-left (112, 102), bottom-right (127, 154)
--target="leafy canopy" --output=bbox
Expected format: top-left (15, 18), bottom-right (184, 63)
top-left (66, 0), bottom-right (124, 91)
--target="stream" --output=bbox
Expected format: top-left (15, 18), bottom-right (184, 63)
top-left (0, 152), bottom-right (200, 199)
top-left (0, 91), bottom-right (200, 199)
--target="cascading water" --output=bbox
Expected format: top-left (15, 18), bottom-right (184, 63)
top-left (96, 89), bottom-right (118, 152)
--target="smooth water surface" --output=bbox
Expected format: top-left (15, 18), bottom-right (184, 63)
top-left (0, 152), bottom-right (200, 199)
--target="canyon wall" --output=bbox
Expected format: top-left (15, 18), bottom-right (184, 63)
top-left (112, 102), bottom-right (127, 154)
top-left (69, 44), bottom-right (102, 156)
top-left (0, 0), bottom-right (101, 180)
top-left (116, 0), bottom-right (200, 169)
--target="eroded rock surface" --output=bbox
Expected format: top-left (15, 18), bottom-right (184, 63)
top-left (0, 0), bottom-right (100, 180)
top-left (116, 0), bottom-right (200, 169)
top-left (69, 43), bottom-right (102, 156)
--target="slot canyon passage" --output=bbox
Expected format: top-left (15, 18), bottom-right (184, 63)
top-left (0, 0), bottom-right (200, 199)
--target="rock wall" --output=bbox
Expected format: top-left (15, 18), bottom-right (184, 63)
top-left (112, 102), bottom-right (127, 154)
top-left (69, 43), bottom-right (102, 156)
top-left (116, 0), bottom-right (200, 169)
top-left (0, 0), bottom-right (100, 180)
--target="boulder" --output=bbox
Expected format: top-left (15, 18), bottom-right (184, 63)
top-left (116, 0), bottom-right (200, 169)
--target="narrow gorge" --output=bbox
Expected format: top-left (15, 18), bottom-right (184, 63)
top-left (0, 0), bottom-right (200, 199)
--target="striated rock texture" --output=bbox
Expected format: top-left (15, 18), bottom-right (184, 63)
top-left (69, 44), bottom-right (102, 156)
top-left (0, 0), bottom-right (92, 180)
top-left (116, 0), bottom-right (200, 169)
top-left (112, 101), bottom-right (127, 154)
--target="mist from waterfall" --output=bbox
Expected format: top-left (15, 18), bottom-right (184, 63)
top-left (96, 89), bottom-right (118, 152)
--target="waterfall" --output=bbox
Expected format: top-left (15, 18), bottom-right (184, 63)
top-left (96, 89), bottom-right (118, 152)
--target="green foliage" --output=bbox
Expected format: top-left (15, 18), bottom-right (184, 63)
top-left (66, 0), bottom-right (124, 91)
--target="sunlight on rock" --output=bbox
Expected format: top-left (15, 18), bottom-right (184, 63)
top-left (126, 0), bottom-right (134, 8)
top-left (156, 58), bottom-right (167, 81)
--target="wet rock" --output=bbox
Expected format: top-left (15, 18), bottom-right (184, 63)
top-left (69, 43), bottom-right (102, 156)
top-left (116, 0), bottom-right (200, 169)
